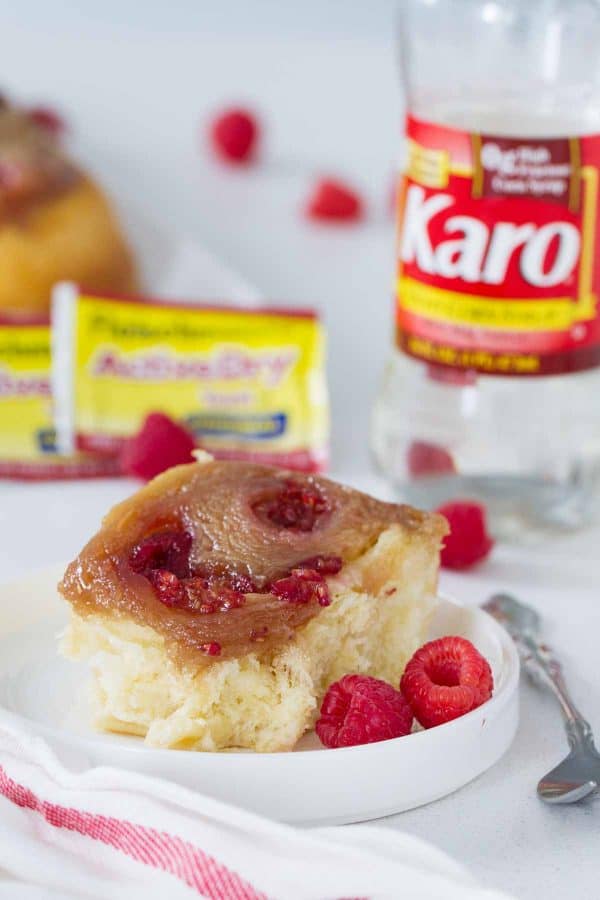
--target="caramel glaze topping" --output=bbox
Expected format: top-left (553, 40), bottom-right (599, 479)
top-left (59, 461), bottom-right (447, 670)
top-left (0, 104), bottom-right (79, 222)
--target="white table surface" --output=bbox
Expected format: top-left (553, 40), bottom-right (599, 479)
top-left (0, 5), bottom-right (599, 899)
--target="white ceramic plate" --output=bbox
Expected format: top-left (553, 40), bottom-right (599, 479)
top-left (0, 566), bottom-right (519, 826)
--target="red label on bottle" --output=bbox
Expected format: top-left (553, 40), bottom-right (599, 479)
top-left (395, 115), bottom-right (600, 375)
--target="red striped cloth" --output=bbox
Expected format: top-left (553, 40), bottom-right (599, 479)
top-left (0, 766), bottom-right (265, 900)
top-left (0, 724), bottom-right (513, 900)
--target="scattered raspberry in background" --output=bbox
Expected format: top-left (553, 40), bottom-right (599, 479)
top-left (28, 106), bottom-right (66, 136)
top-left (305, 178), bottom-right (364, 223)
top-left (401, 635), bottom-right (493, 728)
top-left (316, 674), bottom-right (413, 748)
top-left (436, 500), bottom-right (494, 569)
top-left (407, 440), bottom-right (456, 478)
top-left (120, 412), bottom-right (196, 481)
top-left (209, 108), bottom-right (259, 164)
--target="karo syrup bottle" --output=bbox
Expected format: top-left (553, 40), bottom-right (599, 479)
top-left (372, 0), bottom-right (600, 534)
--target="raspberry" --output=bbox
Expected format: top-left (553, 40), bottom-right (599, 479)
top-left (269, 555), bottom-right (341, 607)
top-left (401, 636), bottom-right (493, 728)
top-left (252, 480), bottom-right (329, 532)
top-left (209, 108), bottom-right (258, 164)
top-left (407, 441), bottom-right (456, 478)
top-left (183, 579), bottom-right (246, 614)
top-left (129, 529), bottom-right (193, 579)
top-left (147, 568), bottom-right (186, 607)
top-left (192, 561), bottom-right (257, 594)
top-left (148, 573), bottom-right (246, 614)
top-left (129, 527), bottom-right (257, 613)
top-left (270, 568), bottom-right (330, 607)
top-left (200, 642), bottom-right (222, 657)
top-left (316, 675), bottom-right (413, 749)
top-left (305, 178), bottom-right (364, 223)
top-left (120, 412), bottom-right (196, 481)
top-left (28, 106), bottom-right (66, 136)
top-left (436, 501), bottom-right (494, 569)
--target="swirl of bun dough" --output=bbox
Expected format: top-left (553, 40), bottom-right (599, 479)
top-left (60, 460), bottom-right (447, 668)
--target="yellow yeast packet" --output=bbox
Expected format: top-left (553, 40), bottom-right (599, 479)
top-left (52, 285), bottom-right (329, 472)
top-left (0, 314), bottom-right (119, 479)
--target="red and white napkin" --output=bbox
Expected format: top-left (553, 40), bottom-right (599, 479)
top-left (0, 722), bottom-right (513, 900)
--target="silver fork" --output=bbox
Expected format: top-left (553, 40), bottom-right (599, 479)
top-left (483, 592), bottom-right (599, 804)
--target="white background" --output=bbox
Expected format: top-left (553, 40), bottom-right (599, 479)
top-left (0, 3), bottom-right (599, 899)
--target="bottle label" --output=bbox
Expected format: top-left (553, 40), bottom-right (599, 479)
top-left (395, 115), bottom-right (600, 375)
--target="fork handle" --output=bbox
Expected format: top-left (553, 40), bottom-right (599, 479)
top-left (517, 634), bottom-right (594, 751)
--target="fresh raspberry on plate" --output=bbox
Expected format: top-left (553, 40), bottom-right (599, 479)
top-left (120, 412), bottom-right (196, 481)
top-left (305, 178), bottom-right (364, 223)
top-left (316, 674), bottom-right (413, 748)
top-left (209, 108), bottom-right (258, 164)
top-left (436, 500), bottom-right (494, 569)
top-left (401, 635), bottom-right (493, 728)
top-left (407, 440), bottom-right (456, 478)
